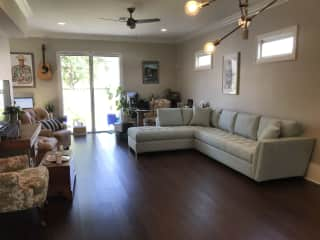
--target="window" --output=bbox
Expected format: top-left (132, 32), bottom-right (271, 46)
top-left (257, 25), bottom-right (298, 63)
top-left (195, 51), bottom-right (212, 70)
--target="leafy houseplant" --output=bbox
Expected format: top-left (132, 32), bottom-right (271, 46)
top-left (3, 106), bottom-right (24, 123)
top-left (115, 86), bottom-right (129, 121)
top-left (45, 103), bottom-right (55, 119)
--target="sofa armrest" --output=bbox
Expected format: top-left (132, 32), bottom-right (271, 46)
top-left (254, 137), bottom-right (316, 181)
top-left (39, 129), bottom-right (54, 137)
top-left (0, 155), bottom-right (29, 173)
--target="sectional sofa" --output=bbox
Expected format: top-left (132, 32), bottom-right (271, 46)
top-left (128, 108), bottom-right (315, 182)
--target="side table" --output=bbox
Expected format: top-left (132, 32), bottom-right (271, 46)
top-left (40, 151), bottom-right (76, 201)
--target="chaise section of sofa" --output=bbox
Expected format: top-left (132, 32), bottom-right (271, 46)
top-left (127, 108), bottom-right (316, 182)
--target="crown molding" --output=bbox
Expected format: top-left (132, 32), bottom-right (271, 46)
top-left (14, 0), bottom-right (32, 18)
top-left (176, 0), bottom-right (289, 43)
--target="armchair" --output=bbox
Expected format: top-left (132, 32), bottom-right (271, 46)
top-left (0, 155), bottom-right (49, 223)
top-left (21, 107), bottom-right (71, 148)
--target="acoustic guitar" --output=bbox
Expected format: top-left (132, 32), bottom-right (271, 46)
top-left (37, 44), bottom-right (52, 80)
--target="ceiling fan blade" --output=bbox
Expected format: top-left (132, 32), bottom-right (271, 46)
top-left (135, 18), bottom-right (160, 24)
top-left (98, 17), bottom-right (128, 22)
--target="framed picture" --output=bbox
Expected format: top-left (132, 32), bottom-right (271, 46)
top-left (142, 61), bottom-right (159, 84)
top-left (222, 52), bottom-right (240, 95)
top-left (10, 52), bottom-right (35, 88)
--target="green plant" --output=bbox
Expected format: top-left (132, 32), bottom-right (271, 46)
top-left (3, 106), bottom-right (23, 115)
top-left (115, 86), bottom-right (129, 113)
top-left (45, 103), bottom-right (55, 113)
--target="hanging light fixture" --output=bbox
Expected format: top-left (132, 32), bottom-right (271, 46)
top-left (184, 0), bottom-right (216, 16)
top-left (184, 0), bottom-right (279, 53)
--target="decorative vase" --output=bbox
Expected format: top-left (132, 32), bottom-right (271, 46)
top-left (121, 110), bottom-right (128, 122)
top-left (49, 112), bottom-right (54, 119)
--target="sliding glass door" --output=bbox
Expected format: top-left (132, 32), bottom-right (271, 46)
top-left (60, 54), bottom-right (120, 133)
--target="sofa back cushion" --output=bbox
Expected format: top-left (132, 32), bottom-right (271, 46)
top-left (234, 113), bottom-right (260, 140)
top-left (190, 107), bottom-right (211, 127)
top-left (181, 108), bottom-right (193, 125)
top-left (210, 109), bottom-right (221, 127)
top-left (259, 121), bottom-right (281, 140)
top-left (218, 110), bottom-right (237, 133)
top-left (257, 117), bottom-right (280, 139)
top-left (280, 120), bottom-right (303, 137)
top-left (157, 108), bottom-right (183, 126)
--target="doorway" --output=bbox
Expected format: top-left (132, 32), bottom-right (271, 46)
top-left (59, 54), bottom-right (121, 132)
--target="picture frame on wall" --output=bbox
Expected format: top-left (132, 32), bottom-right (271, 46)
top-left (10, 52), bottom-right (36, 88)
top-left (142, 61), bottom-right (159, 84)
top-left (222, 52), bottom-right (240, 95)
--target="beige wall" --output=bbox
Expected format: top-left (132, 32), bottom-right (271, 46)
top-left (177, 0), bottom-right (320, 181)
top-left (10, 38), bottom-right (177, 115)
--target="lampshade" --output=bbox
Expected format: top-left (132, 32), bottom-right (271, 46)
top-left (184, 1), bottom-right (202, 16)
top-left (204, 41), bottom-right (216, 54)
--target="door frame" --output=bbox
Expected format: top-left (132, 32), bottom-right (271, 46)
top-left (56, 51), bottom-right (123, 133)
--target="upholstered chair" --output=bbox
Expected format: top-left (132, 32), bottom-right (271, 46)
top-left (0, 155), bottom-right (49, 225)
top-left (143, 99), bottom-right (171, 126)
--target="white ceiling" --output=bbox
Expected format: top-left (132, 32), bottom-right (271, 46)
top-left (8, 0), bottom-right (270, 42)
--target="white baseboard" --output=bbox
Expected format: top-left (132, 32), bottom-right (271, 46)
top-left (305, 162), bottom-right (320, 185)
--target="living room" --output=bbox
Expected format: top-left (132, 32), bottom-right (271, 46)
top-left (0, 0), bottom-right (320, 239)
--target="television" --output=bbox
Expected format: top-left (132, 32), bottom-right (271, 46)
top-left (14, 97), bottom-right (34, 109)
top-left (0, 80), bottom-right (12, 121)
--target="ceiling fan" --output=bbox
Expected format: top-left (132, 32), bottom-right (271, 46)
top-left (99, 7), bottom-right (160, 29)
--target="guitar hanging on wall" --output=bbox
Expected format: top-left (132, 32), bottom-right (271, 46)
top-left (37, 44), bottom-right (52, 80)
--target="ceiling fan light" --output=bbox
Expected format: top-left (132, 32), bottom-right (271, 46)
top-left (204, 41), bottom-right (216, 54)
top-left (184, 0), bottom-right (202, 16)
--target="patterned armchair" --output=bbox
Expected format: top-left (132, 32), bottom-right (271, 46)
top-left (143, 99), bottom-right (171, 126)
top-left (0, 155), bottom-right (49, 214)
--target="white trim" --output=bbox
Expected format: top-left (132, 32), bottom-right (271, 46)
top-left (305, 162), bottom-right (320, 185)
top-left (177, 0), bottom-right (289, 43)
top-left (14, 0), bottom-right (33, 18)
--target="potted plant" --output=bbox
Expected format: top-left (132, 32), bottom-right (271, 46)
top-left (45, 103), bottom-right (55, 119)
top-left (115, 86), bottom-right (129, 122)
top-left (3, 105), bottom-right (24, 123)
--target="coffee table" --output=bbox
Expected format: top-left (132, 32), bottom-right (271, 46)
top-left (40, 151), bottom-right (76, 201)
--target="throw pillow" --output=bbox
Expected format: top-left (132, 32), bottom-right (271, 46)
top-left (40, 119), bottom-right (64, 131)
top-left (258, 122), bottom-right (281, 140)
top-left (190, 107), bottom-right (211, 126)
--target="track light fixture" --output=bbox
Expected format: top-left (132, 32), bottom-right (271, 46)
top-left (185, 0), bottom-right (279, 54)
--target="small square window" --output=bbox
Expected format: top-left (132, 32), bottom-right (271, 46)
top-left (257, 25), bottom-right (298, 63)
top-left (195, 51), bottom-right (212, 70)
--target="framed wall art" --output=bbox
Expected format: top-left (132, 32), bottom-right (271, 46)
top-left (142, 61), bottom-right (159, 84)
top-left (10, 52), bottom-right (35, 88)
top-left (222, 52), bottom-right (240, 95)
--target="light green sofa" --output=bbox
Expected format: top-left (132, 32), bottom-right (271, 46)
top-left (128, 108), bottom-right (315, 182)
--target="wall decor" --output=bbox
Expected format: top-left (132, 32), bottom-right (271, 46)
top-left (222, 52), bottom-right (240, 95)
top-left (10, 52), bottom-right (35, 88)
top-left (142, 61), bottom-right (159, 84)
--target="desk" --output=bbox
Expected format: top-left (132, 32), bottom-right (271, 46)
top-left (0, 124), bottom-right (41, 166)
top-left (135, 109), bottom-right (154, 126)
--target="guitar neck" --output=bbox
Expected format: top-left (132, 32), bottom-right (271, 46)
top-left (42, 44), bottom-right (46, 65)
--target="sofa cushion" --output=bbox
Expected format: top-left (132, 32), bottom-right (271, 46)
top-left (190, 107), bottom-right (211, 127)
top-left (257, 117), bottom-right (281, 139)
top-left (194, 127), bottom-right (258, 163)
top-left (259, 121), bottom-right (281, 140)
top-left (280, 120), bottom-right (303, 137)
top-left (234, 113), bottom-right (260, 140)
top-left (40, 119), bottom-right (64, 131)
top-left (128, 126), bottom-right (195, 142)
top-left (181, 108), bottom-right (193, 125)
top-left (157, 108), bottom-right (184, 126)
top-left (218, 110), bottom-right (237, 133)
top-left (210, 109), bottom-right (221, 127)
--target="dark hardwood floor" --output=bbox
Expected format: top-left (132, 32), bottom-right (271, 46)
top-left (1, 133), bottom-right (320, 240)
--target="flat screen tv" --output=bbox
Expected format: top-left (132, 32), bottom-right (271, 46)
top-left (0, 80), bottom-right (12, 121)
